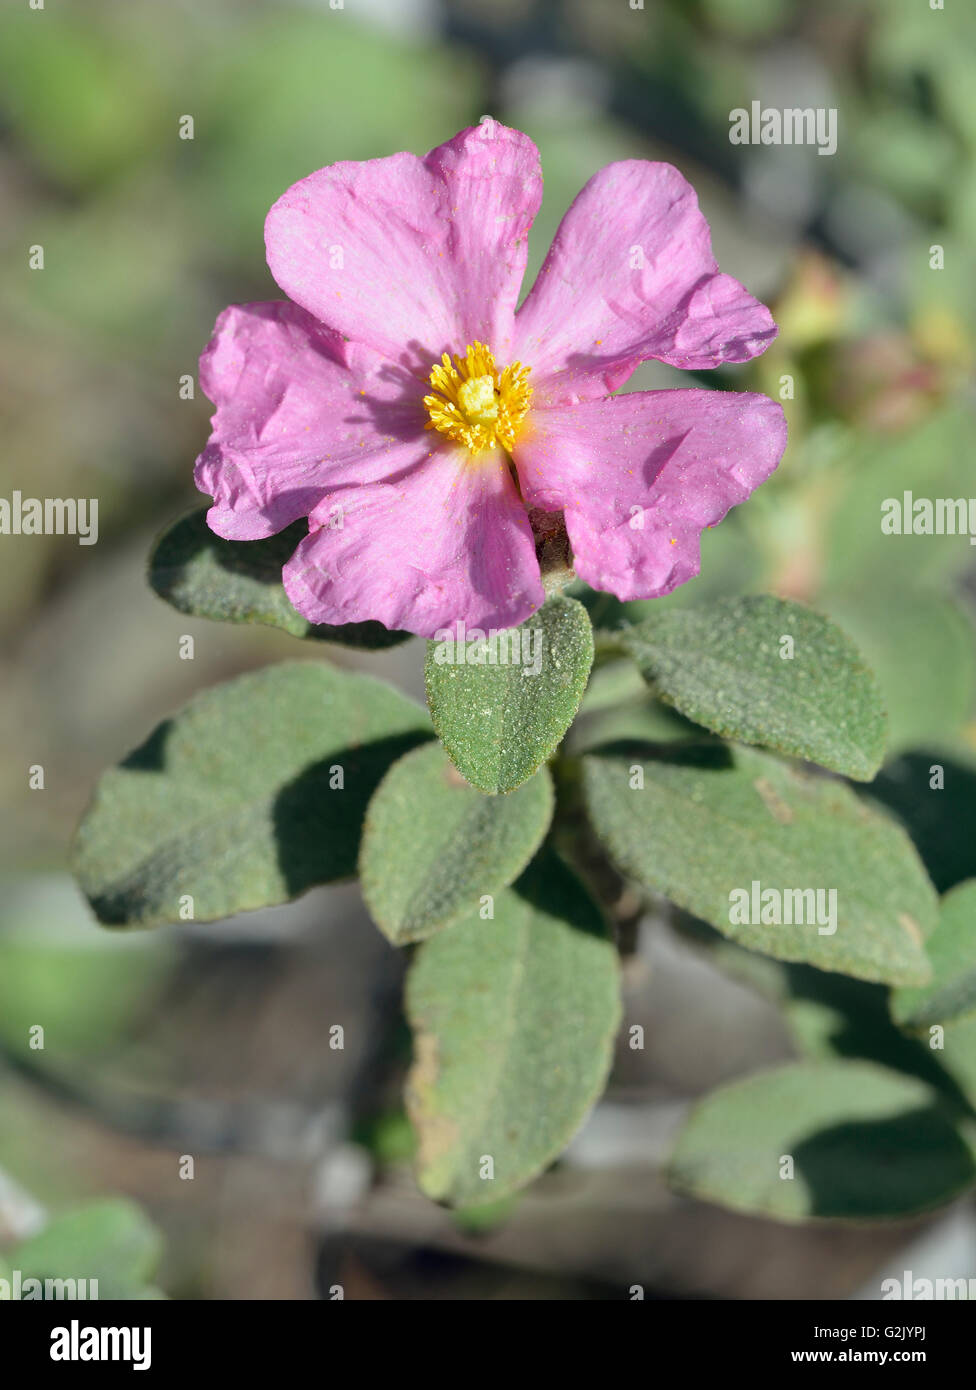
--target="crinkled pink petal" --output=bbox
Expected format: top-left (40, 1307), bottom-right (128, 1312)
top-left (264, 121), bottom-right (542, 367)
top-left (513, 389), bottom-right (787, 599)
top-left (194, 301), bottom-right (429, 540)
top-left (512, 161), bottom-right (777, 405)
top-left (282, 446), bottom-right (544, 639)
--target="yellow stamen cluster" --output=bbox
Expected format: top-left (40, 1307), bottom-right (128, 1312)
top-left (423, 341), bottom-right (532, 455)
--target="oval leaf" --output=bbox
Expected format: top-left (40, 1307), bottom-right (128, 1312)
top-left (425, 594), bottom-right (594, 794)
top-left (72, 661), bottom-right (431, 927)
top-left (892, 880), bottom-right (976, 1031)
top-left (359, 742), bottom-right (554, 945)
top-left (583, 742), bottom-right (936, 985)
top-left (668, 1060), bottom-right (976, 1220)
top-left (405, 851), bottom-right (620, 1205)
top-left (618, 595), bottom-right (886, 780)
top-left (150, 508), bottom-right (411, 649)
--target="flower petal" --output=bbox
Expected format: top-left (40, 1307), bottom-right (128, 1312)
top-left (194, 301), bottom-right (428, 540)
top-left (513, 161), bottom-right (777, 403)
top-left (513, 389), bottom-right (787, 599)
top-left (265, 121), bottom-right (542, 365)
top-left (282, 447), bottom-right (544, 639)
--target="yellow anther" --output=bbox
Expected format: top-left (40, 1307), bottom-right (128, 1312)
top-left (423, 341), bottom-right (532, 455)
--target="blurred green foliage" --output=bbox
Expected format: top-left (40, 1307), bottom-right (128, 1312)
top-left (6, 1199), bottom-right (164, 1299)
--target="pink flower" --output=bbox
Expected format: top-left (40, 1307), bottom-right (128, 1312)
top-left (195, 121), bottom-right (787, 639)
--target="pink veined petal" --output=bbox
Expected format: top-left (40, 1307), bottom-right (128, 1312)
top-left (512, 389), bottom-right (788, 600)
top-left (281, 446), bottom-right (544, 639)
top-left (264, 121), bottom-right (543, 367)
top-left (512, 161), bottom-right (778, 405)
top-left (194, 300), bottom-right (430, 540)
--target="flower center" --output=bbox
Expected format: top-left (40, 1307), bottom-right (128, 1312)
top-left (423, 341), bottom-right (532, 455)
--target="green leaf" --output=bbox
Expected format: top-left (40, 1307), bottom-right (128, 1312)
top-left (583, 743), bottom-right (936, 985)
top-left (13, 1200), bottom-right (162, 1299)
top-left (359, 742), bottom-right (554, 945)
top-left (668, 1060), bottom-right (976, 1221)
top-left (424, 595), bottom-right (593, 794)
top-left (405, 851), bottom-right (620, 1205)
top-left (892, 881), bottom-right (976, 1032)
top-left (149, 508), bottom-right (411, 649)
top-left (618, 595), bottom-right (886, 780)
top-left (72, 661), bottom-right (431, 927)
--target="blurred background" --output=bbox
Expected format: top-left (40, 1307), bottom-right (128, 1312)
top-left (1, 0), bottom-right (975, 1298)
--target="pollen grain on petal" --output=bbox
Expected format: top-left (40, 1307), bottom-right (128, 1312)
top-left (424, 340), bottom-right (532, 456)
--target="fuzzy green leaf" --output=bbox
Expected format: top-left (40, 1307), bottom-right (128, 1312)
top-left (618, 595), bottom-right (886, 780)
top-left (583, 743), bottom-right (936, 985)
top-left (668, 1060), bottom-right (976, 1221)
top-left (892, 881), bottom-right (976, 1031)
top-left (424, 594), bottom-right (593, 794)
top-left (149, 508), bottom-right (411, 649)
top-left (359, 742), bottom-right (553, 945)
top-left (72, 661), bottom-right (431, 927)
top-left (405, 851), bottom-right (620, 1205)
